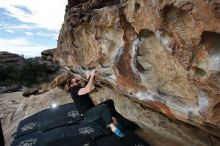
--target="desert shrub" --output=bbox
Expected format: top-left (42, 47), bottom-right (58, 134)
top-left (18, 59), bottom-right (47, 85)
top-left (0, 59), bottom-right (47, 86)
top-left (39, 82), bottom-right (51, 92)
top-left (0, 64), bottom-right (20, 86)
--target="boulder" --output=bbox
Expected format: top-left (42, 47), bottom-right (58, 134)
top-left (0, 52), bottom-right (24, 64)
top-left (53, 0), bottom-right (220, 144)
top-left (22, 88), bottom-right (39, 97)
top-left (0, 84), bottom-right (22, 93)
top-left (50, 72), bottom-right (71, 89)
top-left (41, 49), bottom-right (55, 61)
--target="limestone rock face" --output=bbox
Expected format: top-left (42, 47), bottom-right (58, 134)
top-left (50, 71), bottom-right (71, 89)
top-left (54, 0), bottom-right (220, 144)
top-left (41, 48), bottom-right (55, 61)
top-left (90, 86), bottom-right (220, 146)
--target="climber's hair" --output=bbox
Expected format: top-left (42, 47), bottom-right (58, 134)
top-left (66, 78), bottom-right (77, 92)
top-left (65, 77), bottom-right (80, 92)
top-left (65, 78), bottom-right (72, 92)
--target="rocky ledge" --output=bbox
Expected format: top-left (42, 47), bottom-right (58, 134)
top-left (0, 52), bottom-right (24, 64)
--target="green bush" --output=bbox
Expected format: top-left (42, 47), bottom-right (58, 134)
top-left (0, 59), bottom-right (47, 86)
top-left (0, 64), bottom-right (19, 85)
top-left (19, 59), bottom-right (47, 85)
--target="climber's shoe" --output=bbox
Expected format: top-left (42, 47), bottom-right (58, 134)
top-left (113, 127), bottom-right (124, 137)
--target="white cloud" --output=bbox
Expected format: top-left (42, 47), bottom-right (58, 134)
top-left (36, 32), bottom-right (58, 39)
top-left (0, 0), bottom-right (65, 56)
top-left (0, 0), bottom-right (68, 31)
top-left (0, 38), bottom-right (54, 57)
top-left (0, 23), bottom-right (35, 30)
top-left (25, 32), bottom-right (34, 36)
top-left (0, 38), bottom-right (31, 46)
top-left (5, 29), bottom-right (15, 33)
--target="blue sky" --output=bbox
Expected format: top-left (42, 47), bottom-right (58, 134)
top-left (0, 0), bottom-right (67, 57)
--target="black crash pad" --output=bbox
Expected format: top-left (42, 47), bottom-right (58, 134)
top-left (12, 102), bottom-right (150, 146)
top-left (46, 134), bottom-right (96, 146)
top-left (11, 131), bottom-right (43, 146)
top-left (41, 103), bottom-right (81, 131)
top-left (14, 103), bottom-right (81, 138)
top-left (44, 127), bottom-right (150, 146)
top-left (43, 122), bottom-right (105, 145)
top-left (14, 112), bottom-right (41, 138)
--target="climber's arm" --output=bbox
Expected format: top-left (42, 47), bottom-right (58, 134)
top-left (78, 70), bottom-right (95, 95)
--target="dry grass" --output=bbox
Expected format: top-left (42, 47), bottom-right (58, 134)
top-left (39, 82), bottom-right (51, 92)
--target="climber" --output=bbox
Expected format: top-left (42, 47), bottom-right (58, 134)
top-left (67, 69), bottom-right (124, 137)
